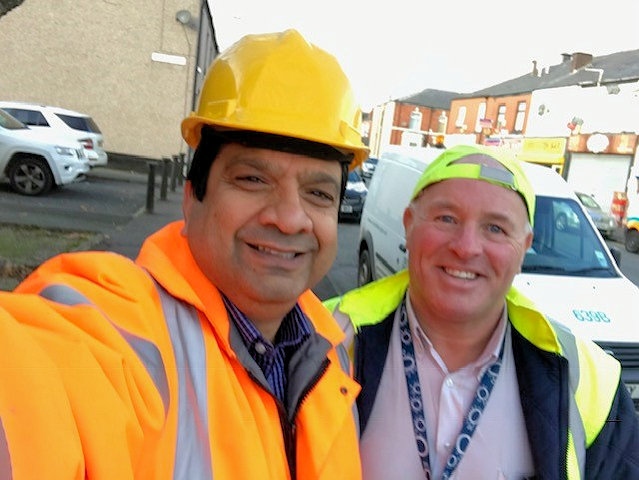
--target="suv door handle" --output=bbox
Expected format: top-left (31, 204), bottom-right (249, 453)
top-left (399, 244), bottom-right (406, 252)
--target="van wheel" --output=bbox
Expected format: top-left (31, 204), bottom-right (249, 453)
top-left (358, 248), bottom-right (373, 286)
top-left (8, 156), bottom-right (54, 196)
top-left (625, 229), bottom-right (639, 253)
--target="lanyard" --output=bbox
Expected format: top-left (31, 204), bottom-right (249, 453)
top-left (399, 299), bottom-right (505, 480)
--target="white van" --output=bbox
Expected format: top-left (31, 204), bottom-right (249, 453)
top-left (358, 147), bottom-right (639, 410)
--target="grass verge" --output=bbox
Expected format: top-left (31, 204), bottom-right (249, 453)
top-left (0, 223), bottom-right (104, 291)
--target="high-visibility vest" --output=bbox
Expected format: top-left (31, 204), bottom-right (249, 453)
top-left (327, 270), bottom-right (621, 480)
top-left (0, 221), bottom-right (361, 479)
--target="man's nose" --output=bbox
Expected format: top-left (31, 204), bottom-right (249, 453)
top-left (449, 223), bottom-right (483, 257)
top-left (259, 187), bottom-right (314, 234)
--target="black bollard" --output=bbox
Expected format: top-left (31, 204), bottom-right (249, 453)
top-left (170, 154), bottom-right (178, 192)
top-left (160, 157), bottom-right (170, 200)
top-left (146, 162), bottom-right (156, 213)
top-left (177, 154), bottom-right (185, 187)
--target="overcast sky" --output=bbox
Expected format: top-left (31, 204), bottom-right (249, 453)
top-left (208, 0), bottom-right (639, 110)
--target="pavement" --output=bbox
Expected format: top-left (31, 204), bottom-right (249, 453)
top-left (88, 166), bottom-right (185, 260)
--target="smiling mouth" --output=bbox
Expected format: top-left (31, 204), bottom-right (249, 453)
top-left (444, 267), bottom-right (477, 280)
top-left (252, 244), bottom-right (299, 259)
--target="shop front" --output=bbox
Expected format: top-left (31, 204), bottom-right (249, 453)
top-left (564, 133), bottom-right (637, 211)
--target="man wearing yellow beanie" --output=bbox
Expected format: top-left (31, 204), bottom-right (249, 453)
top-left (328, 144), bottom-right (639, 479)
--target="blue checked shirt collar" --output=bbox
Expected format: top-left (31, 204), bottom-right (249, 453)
top-left (222, 294), bottom-right (312, 405)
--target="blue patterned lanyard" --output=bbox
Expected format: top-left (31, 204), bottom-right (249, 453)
top-left (399, 299), bottom-right (505, 480)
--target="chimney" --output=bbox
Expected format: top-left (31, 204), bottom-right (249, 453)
top-left (531, 60), bottom-right (539, 76)
top-left (571, 52), bottom-right (593, 71)
top-left (561, 53), bottom-right (571, 63)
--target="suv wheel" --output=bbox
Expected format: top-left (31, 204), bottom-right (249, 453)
top-left (625, 228), bottom-right (639, 253)
top-left (358, 247), bottom-right (373, 287)
top-left (9, 156), bottom-right (54, 196)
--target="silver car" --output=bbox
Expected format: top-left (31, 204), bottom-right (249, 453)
top-left (576, 191), bottom-right (617, 239)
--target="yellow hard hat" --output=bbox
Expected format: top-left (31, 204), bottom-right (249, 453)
top-left (181, 29), bottom-right (369, 170)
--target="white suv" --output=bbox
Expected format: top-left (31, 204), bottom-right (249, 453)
top-left (0, 101), bottom-right (108, 167)
top-left (0, 108), bottom-right (89, 195)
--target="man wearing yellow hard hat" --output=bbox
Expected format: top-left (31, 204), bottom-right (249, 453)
top-left (0, 29), bottom-right (368, 479)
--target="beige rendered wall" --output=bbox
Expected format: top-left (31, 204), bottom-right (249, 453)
top-left (0, 0), bottom-right (201, 160)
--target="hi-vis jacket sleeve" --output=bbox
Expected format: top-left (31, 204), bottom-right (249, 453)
top-left (0, 253), bottom-right (169, 479)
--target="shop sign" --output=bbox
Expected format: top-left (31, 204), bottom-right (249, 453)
top-left (586, 133), bottom-right (610, 153)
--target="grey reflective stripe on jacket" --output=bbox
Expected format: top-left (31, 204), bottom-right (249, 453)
top-left (40, 283), bottom-right (214, 479)
top-left (155, 284), bottom-right (213, 479)
top-left (40, 285), bottom-right (171, 410)
top-left (336, 342), bottom-right (360, 437)
top-left (552, 320), bottom-right (587, 479)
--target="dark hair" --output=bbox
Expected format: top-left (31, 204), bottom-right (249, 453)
top-left (187, 126), bottom-right (350, 202)
top-left (186, 127), bottom-right (227, 200)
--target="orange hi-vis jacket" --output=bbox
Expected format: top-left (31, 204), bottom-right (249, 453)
top-left (0, 221), bottom-right (361, 479)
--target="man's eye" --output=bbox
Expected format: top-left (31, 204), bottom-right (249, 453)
top-left (234, 175), bottom-right (269, 188)
top-left (312, 189), bottom-right (334, 201)
top-left (438, 214), bottom-right (455, 224)
top-left (237, 175), bottom-right (263, 183)
top-left (306, 189), bottom-right (337, 207)
top-left (487, 224), bottom-right (505, 234)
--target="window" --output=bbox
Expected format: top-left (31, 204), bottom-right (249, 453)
top-left (525, 196), bottom-right (615, 276)
top-left (455, 106), bottom-right (466, 128)
top-left (4, 108), bottom-right (49, 127)
top-left (0, 109), bottom-right (27, 129)
top-left (55, 113), bottom-right (102, 133)
top-left (474, 102), bottom-right (487, 133)
top-left (514, 101), bottom-right (526, 133)
top-left (496, 104), bottom-right (506, 129)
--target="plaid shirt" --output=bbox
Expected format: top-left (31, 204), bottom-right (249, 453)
top-left (222, 295), bottom-right (312, 406)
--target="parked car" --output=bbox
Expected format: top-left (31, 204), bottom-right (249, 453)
top-left (625, 187), bottom-right (639, 252)
top-left (339, 169), bottom-right (368, 222)
top-left (575, 191), bottom-right (617, 239)
top-left (0, 101), bottom-right (108, 167)
top-left (0, 108), bottom-right (89, 195)
top-left (360, 156), bottom-right (378, 182)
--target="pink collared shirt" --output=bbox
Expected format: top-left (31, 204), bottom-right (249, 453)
top-left (358, 297), bottom-right (535, 480)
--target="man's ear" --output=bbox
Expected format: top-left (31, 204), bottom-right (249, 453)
top-left (182, 180), bottom-right (195, 224)
top-left (403, 205), bottom-right (414, 235)
top-left (524, 230), bottom-right (534, 251)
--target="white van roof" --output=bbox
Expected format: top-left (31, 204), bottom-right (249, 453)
top-left (379, 145), bottom-right (444, 164)
top-left (521, 162), bottom-right (578, 200)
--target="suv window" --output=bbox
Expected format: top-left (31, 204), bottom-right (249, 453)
top-left (0, 109), bottom-right (28, 129)
top-left (55, 113), bottom-right (102, 133)
top-left (3, 108), bottom-right (50, 127)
